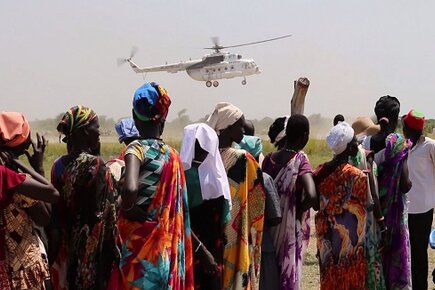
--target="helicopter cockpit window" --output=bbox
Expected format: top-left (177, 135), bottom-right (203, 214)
top-left (237, 55), bottom-right (242, 59)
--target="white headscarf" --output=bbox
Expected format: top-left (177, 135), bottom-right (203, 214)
top-left (326, 121), bottom-right (355, 155)
top-left (206, 102), bottom-right (243, 135)
top-left (180, 123), bottom-right (232, 205)
top-left (273, 115), bottom-right (290, 145)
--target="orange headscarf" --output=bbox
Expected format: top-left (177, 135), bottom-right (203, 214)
top-left (0, 112), bottom-right (30, 148)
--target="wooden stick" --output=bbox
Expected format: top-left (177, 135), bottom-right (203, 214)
top-left (291, 77), bottom-right (310, 115)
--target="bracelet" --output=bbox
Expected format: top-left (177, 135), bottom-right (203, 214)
top-left (121, 202), bottom-right (135, 212)
top-left (377, 216), bottom-right (385, 222)
top-left (195, 241), bottom-right (203, 253)
top-left (380, 227), bottom-right (388, 233)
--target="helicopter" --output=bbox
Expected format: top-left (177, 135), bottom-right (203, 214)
top-left (118, 35), bottom-right (291, 87)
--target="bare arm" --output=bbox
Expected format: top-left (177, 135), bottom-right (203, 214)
top-left (399, 157), bottom-right (412, 194)
top-left (300, 173), bottom-right (317, 212)
top-left (121, 154), bottom-right (141, 207)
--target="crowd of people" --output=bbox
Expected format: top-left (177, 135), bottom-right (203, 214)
top-left (0, 83), bottom-right (434, 290)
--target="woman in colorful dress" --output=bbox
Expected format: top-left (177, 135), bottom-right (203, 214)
top-left (206, 102), bottom-right (266, 290)
top-left (0, 111), bottom-right (59, 290)
top-left (49, 106), bottom-right (118, 290)
top-left (262, 114), bottom-right (316, 290)
top-left (314, 122), bottom-right (368, 290)
top-left (362, 96), bottom-right (412, 289)
top-left (112, 82), bottom-right (194, 289)
top-left (180, 123), bottom-right (232, 290)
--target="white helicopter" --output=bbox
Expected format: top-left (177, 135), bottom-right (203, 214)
top-left (118, 35), bottom-right (291, 87)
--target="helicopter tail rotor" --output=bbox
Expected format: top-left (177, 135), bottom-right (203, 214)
top-left (117, 46), bottom-right (139, 66)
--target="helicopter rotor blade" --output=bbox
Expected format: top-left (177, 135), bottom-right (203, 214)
top-left (117, 58), bottom-right (128, 67)
top-left (220, 34), bottom-right (292, 49)
top-left (130, 46), bottom-right (138, 59)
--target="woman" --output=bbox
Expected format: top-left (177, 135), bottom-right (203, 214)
top-left (363, 96), bottom-right (412, 289)
top-left (351, 117), bottom-right (386, 290)
top-left (49, 105), bottom-right (118, 290)
top-left (0, 111), bottom-right (59, 290)
top-left (180, 123), bottom-right (232, 290)
top-left (113, 83), bottom-right (194, 289)
top-left (262, 114), bottom-right (316, 290)
top-left (206, 102), bottom-right (266, 290)
top-left (314, 122), bottom-right (368, 290)
top-left (236, 130), bottom-right (282, 290)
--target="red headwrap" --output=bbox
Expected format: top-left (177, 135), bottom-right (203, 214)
top-left (0, 112), bottom-right (30, 148)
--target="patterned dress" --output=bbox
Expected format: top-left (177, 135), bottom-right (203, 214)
top-left (219, 148), bottom-right (265, 290)
top-left (262, 152), bottom-right (312, 290)
top-left (1, 165), bottom-right (49, 290)
top-left (315, 163), bottom-right (368, 290)
top-left (110, 139), bottom-right (194, 290)
top-left (350, 147), bottom-right (386, 290)
top-left (375, 134), bottom-right (412, 290)
top-left (50, 152), bottom-right (118, 290)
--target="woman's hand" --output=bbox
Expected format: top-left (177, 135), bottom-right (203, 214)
top-left (197, 246), bottom-right (220, 277)
top-left (25, 133), bottom-right (47, 175)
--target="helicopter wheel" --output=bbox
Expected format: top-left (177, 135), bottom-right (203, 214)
top-left (242, 79), bottom-right (247, 85)
top-left (213, 81), bottom-right (219, 87)
top-left (206, 81), bottom-right (212, 87)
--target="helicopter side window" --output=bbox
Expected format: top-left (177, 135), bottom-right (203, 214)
top-left (237, 55), bottom-right (242, 59)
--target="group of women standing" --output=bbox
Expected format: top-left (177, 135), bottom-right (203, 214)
top-left (0, 83), bottom-right (414, 290)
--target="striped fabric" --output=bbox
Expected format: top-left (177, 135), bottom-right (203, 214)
top-left (125, 139), bottom-right (168, 209)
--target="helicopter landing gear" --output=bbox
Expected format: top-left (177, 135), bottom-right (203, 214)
top-left (206, 81), bottom-right (212, 87)
top-left (213, 81), bottom-right (219, 87)
top-left (242, 78), bottom-right (247, 85)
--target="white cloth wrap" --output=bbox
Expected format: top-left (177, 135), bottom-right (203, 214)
top-left (206, 102), bottom-right (243, 135)
top-left (326, 121), bottom-right (355, 155)
top-left (180, 123), bottom-right (232, 207)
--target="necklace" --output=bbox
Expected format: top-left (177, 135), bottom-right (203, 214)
top-left (283, 148), bottom-right (297, 154)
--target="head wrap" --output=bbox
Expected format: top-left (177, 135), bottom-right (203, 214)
top-left (326, 121), bottom-right (354, 155)
top-left (180, 123), bottom-right (231, 205)
top-left (403, 109), bottom-right (425, 131)
top-left (115, 118), bottom-right (140, 143)
top-left (235, 135), bottom-right (263, 159)
top-left (0, 112), bottom-right (30, 148)
top-left (57, 105), bottom-right (97, 143)
top-left (273, 115), bottom-right (290, 146)
top-left (132, 82), bottom-right (171, 123)
top-left (206, 102), bottom-right (243, 135)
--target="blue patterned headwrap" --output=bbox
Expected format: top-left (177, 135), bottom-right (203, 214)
top-left (115, 117), bottom-right (140, 143)
top-left (132, 82), bottom-right (171, 123)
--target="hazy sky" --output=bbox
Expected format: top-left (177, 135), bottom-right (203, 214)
top-left (1, 1), bottom-right (435, 122)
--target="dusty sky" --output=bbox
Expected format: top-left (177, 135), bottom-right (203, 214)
top-left (1, 0), bottom-right (434, 122)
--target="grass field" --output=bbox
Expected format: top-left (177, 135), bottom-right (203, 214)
top-left (37, 139), bottom-right (435, 289)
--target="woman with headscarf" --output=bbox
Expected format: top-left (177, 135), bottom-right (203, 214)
top-left (180, 123), bottom-right (232, 290)
top-left (362, 96), bottom-right (412, 290)
top-left (111, 83), bottom-right (193, 289)
top-left (262, 114), bottom-right (316, 290)
top-left (0, 112), bottom-right (59, 290)
top-left (314, 122), bottom-right (368, 290)
top-left (49, 105), bottom-right (118, 290)
top-left (206, 102), bottom-right (266, 290)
